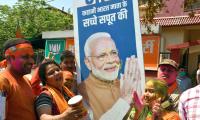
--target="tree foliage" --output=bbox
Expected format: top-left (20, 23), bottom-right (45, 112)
top-left (0, 0), bottom-right (73, 46)
top-left (139, 0), bottom-right (164, 23)
top-left (0, 0), bottom-right (197, 44)
top-left (138, 0), bottom-right (164, 33)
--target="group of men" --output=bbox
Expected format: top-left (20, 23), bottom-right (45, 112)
top-left (0, 33), bottom-right (198, 120)
top-left (0, 38), bottom-right (76, 120)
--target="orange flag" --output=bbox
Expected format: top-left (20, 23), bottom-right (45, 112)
top-left (16, 24), bottom-right (24, 38)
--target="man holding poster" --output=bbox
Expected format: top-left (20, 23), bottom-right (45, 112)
top-left (73, 0), bottom-right (145, 119)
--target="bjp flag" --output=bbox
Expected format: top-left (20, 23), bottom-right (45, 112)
top-left (16, 23), bottom-right (24, 38)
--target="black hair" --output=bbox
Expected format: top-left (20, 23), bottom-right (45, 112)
top-left (38, 59), bottom-right (61, 86)
top-left (60, 50), bottom-right (75, 62)
top-left (3, 38), bottom-right (31, 54)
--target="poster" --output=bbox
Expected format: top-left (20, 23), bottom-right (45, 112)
top-left (74, 0), bottom-right (145, 82)
top-left (45, 39), bottom-right (65, 63)
top-left (73, 0), bottom-right (145, 119)
top-left (142, 35), bottom-right (160, 70)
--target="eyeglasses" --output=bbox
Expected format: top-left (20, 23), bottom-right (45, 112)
top-left (88, 50), bottom-right (119, 61)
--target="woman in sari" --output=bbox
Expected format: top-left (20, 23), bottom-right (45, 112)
top-left (127, 78), bottom-right (180, 120)
top-left (35, 60), bottom-right (86, 120)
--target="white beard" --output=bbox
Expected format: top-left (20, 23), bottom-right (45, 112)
top-left (91, 64), bottom-right (119, 81)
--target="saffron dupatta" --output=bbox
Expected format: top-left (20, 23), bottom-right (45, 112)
top-left (44, 85), bottom-right (74, 113)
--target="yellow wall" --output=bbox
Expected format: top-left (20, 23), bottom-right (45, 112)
top-left (160, 27), bottom-right (185, 52)
top-left (160, 26), bottom-right (200, 75)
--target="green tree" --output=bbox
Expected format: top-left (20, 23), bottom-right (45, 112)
top-left (0, 0), bottom-right (73, 47)
top-left (139, 0), bottom-right (164, 33)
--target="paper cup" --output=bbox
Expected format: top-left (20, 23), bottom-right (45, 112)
top-left (68, 95), bottom-right (83, 107)
top-left (68, 95), bottom-right (88, 116)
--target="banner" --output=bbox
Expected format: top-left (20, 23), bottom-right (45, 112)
top-left (73, 0), bottom-right (145, 119)
top-left (45, 39), bottom-right (65, 63)
top-left (142, 35), bottom-right (160, 70)
top-left (74, 0), bottom-right (145, 82)
top-left (66, 38), bottom-right (75, 53)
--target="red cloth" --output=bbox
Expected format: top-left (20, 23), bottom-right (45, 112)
top-left (168, 82), bottom-right (178, 94)
top-left (146, 111), bottom-right (180, 120)
top-left (31, 67), bottom-right (42, 96)
top-left (0, 59), bottom-right (7, 68)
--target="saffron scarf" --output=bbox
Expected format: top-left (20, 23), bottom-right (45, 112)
top-left (45, 85), bottom-right (74, 113)
top-left (168, 82), bottom-right (178, 94)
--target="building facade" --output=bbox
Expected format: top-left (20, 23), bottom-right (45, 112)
top-left (140, 0), bottom-right (200, 77)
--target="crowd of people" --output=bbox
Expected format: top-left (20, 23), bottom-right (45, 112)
top-left (0, 37), bottom-right (199, 120)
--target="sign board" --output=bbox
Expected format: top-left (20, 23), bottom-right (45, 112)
top-left (73, 0), bottom-right (145, 82)
top-left (66, 38), bottom-right (75, 53)
top-left (45, 39), bottom-right (65, 63)
top-left (73, 0), bottom-right (145, 119)
top-left (142, 35), bottom-right (160, 70)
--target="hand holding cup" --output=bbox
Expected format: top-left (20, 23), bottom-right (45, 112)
top-left (68, 95), bottom-right (88, 118)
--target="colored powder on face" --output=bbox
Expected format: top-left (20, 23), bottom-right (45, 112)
top-left (12, 57), bottom-right (23, 72)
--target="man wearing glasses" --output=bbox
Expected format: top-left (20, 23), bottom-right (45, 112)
top-left (78, 32), bottom-right (141, 120)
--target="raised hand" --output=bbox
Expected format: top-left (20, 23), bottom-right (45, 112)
top-left (42, 52), bottom-right (55, 63)
top-left (152, 98), bottom-right (162, 118)
top-left (132, 91), bottom-right (143, 111)
top-left (120, 55), bottom-right (142, 104)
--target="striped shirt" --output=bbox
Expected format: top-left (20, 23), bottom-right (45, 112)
top-left (178, 85), bottom-right (200, 120)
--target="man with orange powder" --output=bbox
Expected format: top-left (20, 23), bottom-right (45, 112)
top-left (0, 38), bottom-right (36, 120)
top-left (157, 59), bottom-right (180, 110)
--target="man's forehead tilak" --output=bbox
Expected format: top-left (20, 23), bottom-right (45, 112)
top-left (5, 43), bottom-right (34, 57)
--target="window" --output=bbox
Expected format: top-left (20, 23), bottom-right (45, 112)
top-left (159, 52), bottom-right (171, 63)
